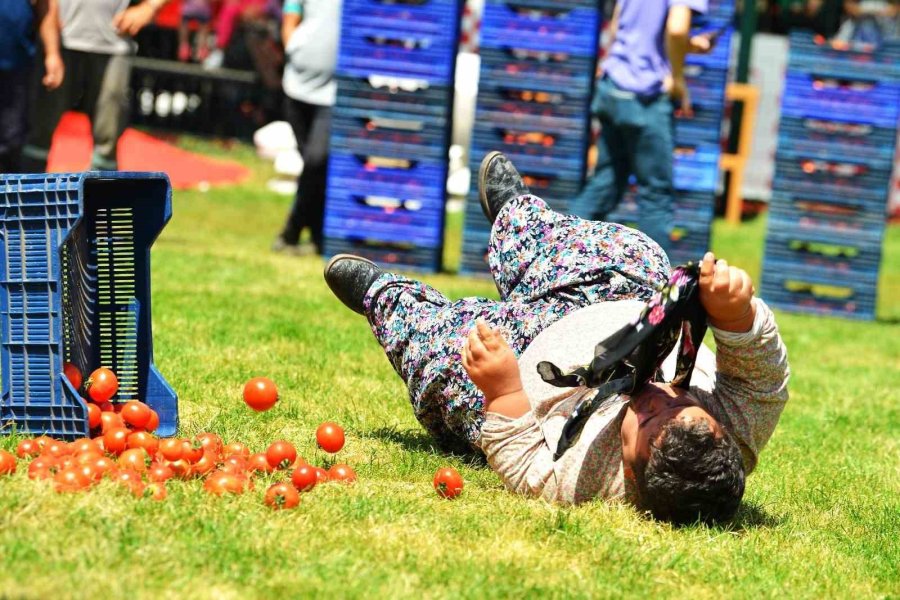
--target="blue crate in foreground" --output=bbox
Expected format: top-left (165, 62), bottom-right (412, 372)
top-left (0, 172), bottom-right (177, 439)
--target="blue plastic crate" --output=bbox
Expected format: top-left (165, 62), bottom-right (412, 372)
top-left (324, 236), bottom-right (442, 273)
top-left (330, 113), bottom-right (450, 161)
top-left (764, 222), bottom-right (884, 274)
top-left (479, 47), bottom-right (596, 95)
top-left (480, 3), bottom-right (600, 56)
top-left (0, 172), bottom-right (177, 440)
top-left (327, 152), bottom-right (448, 202)
top-left (336, 27), bottom-right (459, 84)
top-left (335, 76), bottom-right (454, 120)
top-left (788, 32), bottom-right (900, 79)
top-left (777, 119), bottom-right (898, 162)
top-left (324, 193), bottom-right (445, 247)
top-left (675, 104), bottom-right (726, 145)
top-left (342, 0), bottom-right (461, 35)
top-left (760, 258), bottom-right (878, 320)
top-left (674, 147), bottom-right (721, 193)
top-left (774, 148), bottom-right (894, 192)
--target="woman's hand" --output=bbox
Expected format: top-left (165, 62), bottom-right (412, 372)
top-left (699, 252), bottom-right (756, 332)
top-left (462, 320), bottom-right (522, 401)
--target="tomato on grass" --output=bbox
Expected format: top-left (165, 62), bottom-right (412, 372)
top-left (265, 482), bottom-right (300, 510)
top-left (327, 463), bottom-right (357, 484)
top-left (266, 441), bottom-right (297, 470)
top-left (315, 422), bottom-right (345, 454)
top-left (243, 377), bottom-right (279, 412)
top-left (0, 450), bottom-right (16, 475)
top-left (291, 464), bottom-right (318, 492)
top-left (121, 401), bottom-right (151, 429)
top-left (433, 467), bottom-right (464, 499)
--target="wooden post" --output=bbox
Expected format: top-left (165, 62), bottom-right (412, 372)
top-left (720, 83), bottom-right (760, 224)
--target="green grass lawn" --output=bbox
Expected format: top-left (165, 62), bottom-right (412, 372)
top-left (1, 139), bottom-right (898, 599)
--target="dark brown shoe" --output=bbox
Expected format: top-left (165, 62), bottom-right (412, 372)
top-left (478, 151), bottom-right (529, 223)
top-left (323, 254), bottom-right (382, 315)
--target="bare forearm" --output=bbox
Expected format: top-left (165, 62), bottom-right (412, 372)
top-left (36, 0), bottom-right (61, 57)
top-left (484, 388), bottom-right (531, 420)
top-left (282, 14), bottom-right (301, 48)
top-left (665, 5), bottom-right (691, 79)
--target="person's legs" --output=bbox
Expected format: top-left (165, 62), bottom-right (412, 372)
top-left (0, 66), bottom-right (31, 173)
top-left (295, 104), bottom-right (331, 251)
top-left (488, 193), bottom-right (671, 307)
top-left (631, 94), bottom-right (675, 258)
top-left (22, 48), bottom-right (79, 173)
top-left (277, 97), bottom-right (316, 247)
top-left (88, 53), bottom-right (131, 171)
top-left (570, 77), bottom-right (632, 220)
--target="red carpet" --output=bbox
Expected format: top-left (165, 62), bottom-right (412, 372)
top-left (47, 112), bottom-right (251, 190)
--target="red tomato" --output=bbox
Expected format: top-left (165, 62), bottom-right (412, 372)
top-left (223, 442), bottom-right (250, 460)
top-left (316, 422), bottom-right (345, 454)
top-left (191, 452), bottom-right (218, 477)
top-left (64, 362), bottom-right (83, 390)
top-left (167, 459), bottom-right (193, 479)
top-left (314, 466), bottom-right (329, 484)
top-left (291, 464), bottom-right (318, 492)
top-left (266, 441), bottom-right (297, 470)
top-left (87, 403), bottom-right (102, 430)
top-left (28, 456), bottom-right (57, 480)
top-left (127, 431), bottom-right (159, 457)
top-left (180, 440), bottom-right (204, 464)
top-left (145, 482), bottom-right (167, 501)
top-left (114, 469), bottom-right (145, 495)
top-left (144, 408), bottom-right (160, 432)
top-left (76, 463), bottom-right (102, 485)
top-left (265, 482), bottom-right (300, 510)
top-left (221, 455), bottom-right (248, 476)
top-left (86, 368), bottom-right (119, 403)
top-left (0, 450), bottom-right (16, 475)
top-left (121, 401), bottom-right (151, 429)
top-left (433, 467), bottom-right (464, 499)
top-left (91, 455), bottom-right (116, 479)
top-left (242, 377), bottom-right (279, 412)
top-left (42, 440), bottom-right (70, 460)
top-left (147, 462), bottom-right (174, 483)
top-left (100, 411), bottom-right (125, 434)
top-left (327, 463), bottom-right (357, 484)
top-left (104, 427), bottom-right (130, 456)
top-left (54, 467), bottom-right (91, 493)
top-left (118, 448), bottom-right (149, 473)
top-left (195, 432), bottom-right (223, 455)
top-left (247, 452), bottom-right (274, 474)
top-left (15, 439), bottom-right (39, 459)
top-left (159, 438), bottom-right (183, 461)
top-left (70, 438), bottom-right (101, 457)
top-left (204, 471), bottom-right (246, 496)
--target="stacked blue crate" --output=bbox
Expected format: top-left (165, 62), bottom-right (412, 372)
top-left (324, 0), bottom-right (462, 272)
top-left (761, 32), bottom-right (900, 320)
top-left (603, 0), bottom-right (735, 266)
top-left (460, 0), bottom-right (602, 275)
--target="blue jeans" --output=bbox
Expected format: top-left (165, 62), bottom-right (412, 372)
top-left (573, 76), bottom-right (675, 257)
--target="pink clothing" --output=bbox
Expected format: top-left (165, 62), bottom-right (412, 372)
top-left (215, 0), bottom-right (268, 49)
top-left (478, 297), bottom-right (790, 505)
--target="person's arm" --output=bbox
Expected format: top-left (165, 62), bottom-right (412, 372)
top-left (695, 252), bottom-right (790, 473)
top-left (608, 2), bottom-right (622, 42)
top-left (462, 320), bottom-right (531, 418)
top-left (112, 0), bottom-right (170, 37)
top-left (665, 4), bottom-right (693, 114)
top-left (282, 0), bottom-right (302, 48)
top-left (35, 0), bottom-right (64, 90)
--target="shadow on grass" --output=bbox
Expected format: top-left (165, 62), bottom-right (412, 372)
top-left (720, 502), bottom-right (783, 532)
top-left (363, 426), bottom-right (488, 467)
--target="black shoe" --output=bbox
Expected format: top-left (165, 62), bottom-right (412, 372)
top-left (323, 254), bottom-right (382, 315)
top-left (478, 151), bottom-right (529, 224)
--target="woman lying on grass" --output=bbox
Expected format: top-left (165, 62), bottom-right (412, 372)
top-left (324, 152), bottom-right (790, 525)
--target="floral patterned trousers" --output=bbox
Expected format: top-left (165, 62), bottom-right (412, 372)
top-left (362, 195), bottom-right (671, 453)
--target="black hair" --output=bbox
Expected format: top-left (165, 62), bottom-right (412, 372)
top-left (635, 418), bottom-right (745, 526)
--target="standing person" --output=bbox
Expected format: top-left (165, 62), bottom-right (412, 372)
top-left (178, 0), bottom-right (213, 63)
top-left (571, 0), bottom-right (709, 258)
top-left (21, 0), bottom-right (170, 173)
top-left (272, 0), bottom-right (341, 256)
top-left (0, 0), bottom-right (64, 173)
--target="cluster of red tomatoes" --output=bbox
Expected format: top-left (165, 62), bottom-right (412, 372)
top-left (0, 367), bottom-right (465, 505)
top-left (0, 418), bottom-right (356, 509)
